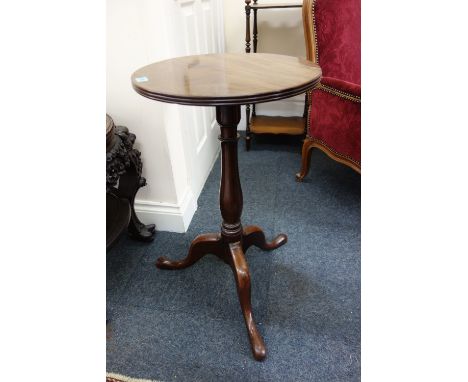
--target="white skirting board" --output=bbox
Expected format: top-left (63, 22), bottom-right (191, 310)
top-left (134, 189), bottom-right (197, 233)
top-left (134, 133), bottom-right (221, 233)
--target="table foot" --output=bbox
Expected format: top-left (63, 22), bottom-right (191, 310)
top-left (229, 242), bottom-right (266, 361)
top-left (243, 225), bottom-right (287, 252)
top-left (155, 226), bottom-right (284, 361)
top-left (156, 233), bottom-right (222, 270)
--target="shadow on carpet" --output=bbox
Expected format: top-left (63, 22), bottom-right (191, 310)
top-left (107, 136), bottom-right (361, 382)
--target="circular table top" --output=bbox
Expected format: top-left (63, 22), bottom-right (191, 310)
top-left (131, 53), bottom-right (321, 106)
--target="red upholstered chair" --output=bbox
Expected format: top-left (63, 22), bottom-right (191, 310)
top-left (296, 0), bottom-right (361, 181)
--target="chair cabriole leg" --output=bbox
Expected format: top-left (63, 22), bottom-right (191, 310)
top-left (296, 137), bottom-right (314, 182)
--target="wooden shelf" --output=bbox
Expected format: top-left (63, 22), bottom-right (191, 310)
top-left (244, 1), bottom-right (306, 149)
top-left (250, 115), bottom-right (305, 135)
top-left (250, 2), bottom-right (302, 9)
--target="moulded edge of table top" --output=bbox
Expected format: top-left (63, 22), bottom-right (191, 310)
top-left (250, 115), bottom-right (305, 135)
top-left (132, 53), bottom-right (321, 107)
top-left (250, 2), bottom-right (302, 9)
top-left (132, 81), bottom-right (318, 107)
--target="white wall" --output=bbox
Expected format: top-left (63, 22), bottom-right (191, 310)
top-left (107, 0), bottom-right (224, 232)
top-left (107, 0), bottom-right (176, 204)
top-left (223, 0), bottom-right (307, 129)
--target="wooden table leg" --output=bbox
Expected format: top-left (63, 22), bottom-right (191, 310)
top-left (156, 104), bottom-right (287, 361)
top-left (229, 241), bottom-right (266, 360)
top-left (242, 225), bottom-right (287, 253)
top-left (156, 233), bottom-right (223, 269)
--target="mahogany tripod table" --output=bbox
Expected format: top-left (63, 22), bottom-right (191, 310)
top-left (132, 53), bottom-right (321, 361)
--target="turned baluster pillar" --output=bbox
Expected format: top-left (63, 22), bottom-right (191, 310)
top-left (216, 105), bottom-right (243, 243)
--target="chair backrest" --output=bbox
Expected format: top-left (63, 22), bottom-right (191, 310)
top-left (303, 0), bottom-right (361, 84)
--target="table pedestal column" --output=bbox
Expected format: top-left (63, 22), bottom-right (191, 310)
top-left (156, 104), bottom-right (287, 361)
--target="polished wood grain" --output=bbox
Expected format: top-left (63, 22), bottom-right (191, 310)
top-left (132, 53), bottom-right (321, 106)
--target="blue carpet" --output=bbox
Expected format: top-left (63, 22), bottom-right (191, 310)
top-left (107, 135), bottom-right (361, 382)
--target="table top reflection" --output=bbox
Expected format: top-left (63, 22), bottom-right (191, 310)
top-left (131, 53), bottom-right (321, 106)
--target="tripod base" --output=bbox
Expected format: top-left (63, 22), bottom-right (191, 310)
top-left (156, 225), bottom-right (287, 361)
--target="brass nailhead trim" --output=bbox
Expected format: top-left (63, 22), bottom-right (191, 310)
top-left (306, 135), bottom-right (360, 166)
top-left (316, 83), bottom-right (361, 103)
top-left (311, 0), bottom-right (319, 63)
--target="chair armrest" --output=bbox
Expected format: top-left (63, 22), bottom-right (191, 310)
top-left (308, 77), bottom-right (361, 103)
top-left (306, 77), bottom-right (361, 165)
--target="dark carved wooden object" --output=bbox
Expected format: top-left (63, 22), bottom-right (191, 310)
top-left (106, 192), bottom-right (131, 249)
top-left (156, 105), bottom-right (287, 361)
top-left (106, 114), bottom-right (155, 245)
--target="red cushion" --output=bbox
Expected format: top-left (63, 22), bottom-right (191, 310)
top-left (315, 0), bottom-right (361, 84)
